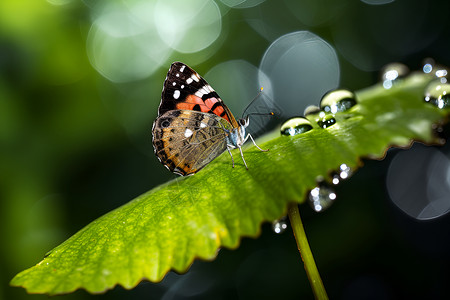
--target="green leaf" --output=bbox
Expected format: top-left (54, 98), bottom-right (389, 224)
top-left (11, 73), bottom-right (448, 295)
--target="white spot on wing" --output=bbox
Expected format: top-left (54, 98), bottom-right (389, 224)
top-left (176, 73), bottom-right (180, 77)
top-left (186, 78), bottom-right (193, 84)
top-left (195, 90), bottom-right (203, 98)
top-left (194, 85), bottom-right (210, 98)
top-left (200, 87), bottom-right (208, 95)
top-left (180, 65), bottom-right (185, 72)
top-left (184, 128), bottom-right (193, 138)
top-left (173, 90), bottom-right (180, 99)
top-left (205, 84), bottom-right (214, 93)
top-left (200, 122), bottom-right (207, 128)
top-left (181, 85), bottom-right (185, 89)
top-left (192, 74), bottom-right (200, 82)
top-left (172, 82), bottom-right (176, 86)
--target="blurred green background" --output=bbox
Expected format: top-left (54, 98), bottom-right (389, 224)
top-left (2, 0), bottom-right (450, 299)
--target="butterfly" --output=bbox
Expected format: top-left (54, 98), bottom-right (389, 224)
top-left (152, 62), bottom-right (270, 176)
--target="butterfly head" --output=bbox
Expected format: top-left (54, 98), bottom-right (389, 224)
top-left (238, 116), bottom-right (250, 128)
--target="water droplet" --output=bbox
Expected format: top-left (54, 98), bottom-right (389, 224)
top-left (309, 184), bottom-right (337, 212)
top-left (435, 67), bottom-right (448, 84)
top-left (331, 164), bottom-right (353, 184)
top-left (339, 163), bottom-right (353, 179)
top-left (280, 117), bottom-right (313, 136)
top-left (422, 58), bottom-right (448, 83)
top-left (424, 81), bottom-right (450, 109)
top-left (422, 58), bottom-right (435, 74)
top-left (317, 114), bottom-right (337, 128)
top-left (332, 174), bottom-right (340, 185)
top-left (423, 63), bottom-right (433, 74)
top-left (320, 89), bottom-right (357, 113)
top-left (380, 63), bottom-right (409, 89)
top-left (272, 216), bottom-right (288, 234)
top-left (304, 105), bottom-right (320, 116)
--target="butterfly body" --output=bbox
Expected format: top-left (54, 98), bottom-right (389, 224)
top-left (152, 62), bottom-right (266, 176)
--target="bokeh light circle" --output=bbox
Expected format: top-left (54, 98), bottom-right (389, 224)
top-left (387, 145), bottom-right (450, 220)
top-left (205, 60), bottom-right (263, 115)
top-left (259, 31), bottom-right (340, 118)
top-left (86, 2), bottom-right (171, 83)
top-left (220, 0), bottom-right (266, 9)
top-left (361, 0), bottom-right (394, 5)
top-left (47, 0), bottom-right (73, 6)
top-left (154, 0), bottom-right (222, 53)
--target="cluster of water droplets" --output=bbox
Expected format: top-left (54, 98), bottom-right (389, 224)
top-left (424, 81), bottom-right (450, 109)
top-left (370, 59), bottom-right (450, 220)
top-left (278, 89), bottom-right (358, 215)
top-left (331, 163), bottom-right (353, 185)
top-left (274, 58), bottom-right (450, 224)
top-left (393, 59), bottom-right (450, 220)
top-left (280, 88), bottom-right (358, 137)
top-left (422, 58), bottom-right (448, 84)
top-left (380, 59), bottom-right (449, 111)
top-left (271, 216), bottom-right (288, 234)
top-left (380, 63), bottom-right (409, 89)
top-left (308, 182), bottom-right (337, 212)
top-left (307, 163), bottom-right (354, 213)
top-left (421, 59), bottom-right (450, 110)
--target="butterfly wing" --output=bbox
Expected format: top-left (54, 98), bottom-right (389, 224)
top-left (152, 110), bottom-right (233, 176)
top-left (158, 62), bottom-right (239, 128)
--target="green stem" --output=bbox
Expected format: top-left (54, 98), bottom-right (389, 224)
top-left (288, 203), bottom-right (328, 300)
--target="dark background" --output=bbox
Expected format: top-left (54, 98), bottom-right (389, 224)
top-left (2, 0), bottom-right (450, 299)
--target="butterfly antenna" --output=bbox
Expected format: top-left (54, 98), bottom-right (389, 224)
top-left (246, 111), bottom-right (275, 117)
top-left (242, 87), bottom-right (267, 118)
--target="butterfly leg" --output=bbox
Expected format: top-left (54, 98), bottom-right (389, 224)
top-left (227, 148), bottom-right (235, 168)
top-left (247, 134), bottom-right (269, 152)
top-left (238, 146), bottom-right (249, 170)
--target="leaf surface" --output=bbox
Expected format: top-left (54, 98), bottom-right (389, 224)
top-left (11, 74), bottom-right (448, 294)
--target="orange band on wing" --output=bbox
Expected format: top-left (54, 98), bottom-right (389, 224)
top-left (204, 97), bottom-right (218, 108)
top-left (176, 95), bottom-right (231, 123)
top-left (176, 95), bottom-right (205, 111)
top-left (205, 97), bottom-right (230, 122)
